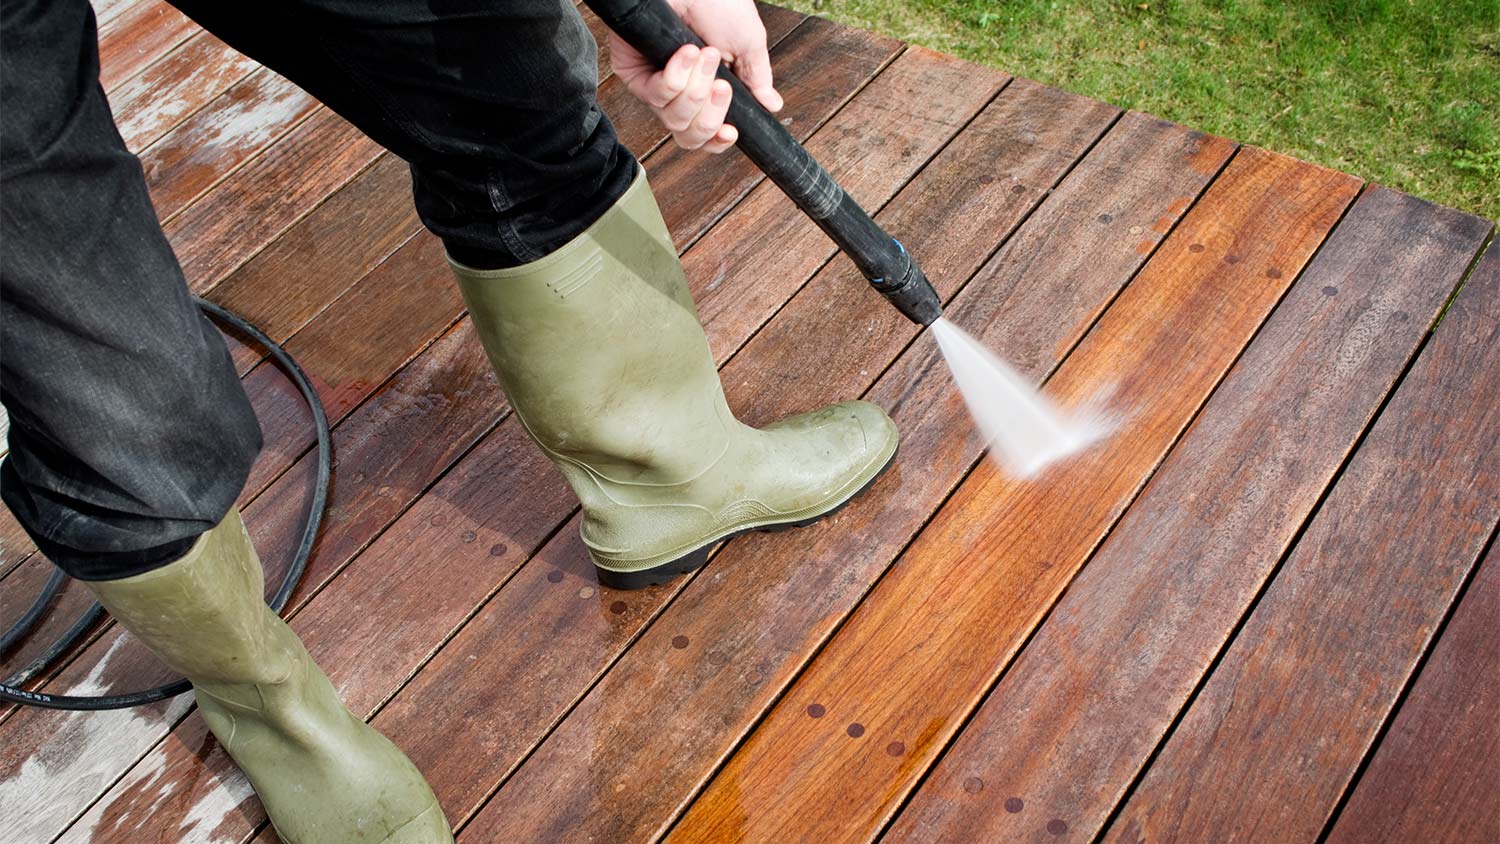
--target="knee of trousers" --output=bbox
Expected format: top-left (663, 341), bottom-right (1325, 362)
top-left (1, 335), bottom-right (263, 579)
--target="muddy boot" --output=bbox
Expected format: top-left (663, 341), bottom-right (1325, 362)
top-left (84, 510), bottom-right (452, 844)
top-left (450, 168), bottom-right (899, 589)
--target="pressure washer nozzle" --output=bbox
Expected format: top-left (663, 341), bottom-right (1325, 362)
top-left (868, 242), bottom-right (943, 326)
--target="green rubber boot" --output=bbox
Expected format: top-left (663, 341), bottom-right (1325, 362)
top-left (450, 168), bottom-right (899, 589)
top-left (84, 510), bottom-right (453, 844)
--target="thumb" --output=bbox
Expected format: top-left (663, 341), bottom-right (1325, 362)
top-left (734, 46), bottom-right (783, 112)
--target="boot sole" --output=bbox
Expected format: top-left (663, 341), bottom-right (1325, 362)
top-left (593, 446), bottom-right (899, 591)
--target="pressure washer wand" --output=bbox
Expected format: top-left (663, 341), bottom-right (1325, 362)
top-left (584, 0), bottom-right (943, 326)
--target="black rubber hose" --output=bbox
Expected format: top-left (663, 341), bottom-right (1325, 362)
top-left (0, 297), bottom-right (331, 710)
top-left (582, 0), bottom-right (943, 326)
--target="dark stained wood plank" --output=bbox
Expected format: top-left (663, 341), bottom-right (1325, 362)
top-left (882, 186), bottom-right (1494, 844)
top-left (210, 154), bottom-right (424, 374)
top-left (234, 232), bottom-right (462, 500)
top-left (240, 324), bottom-right (504, 614)
top-left (96, 0), bottom-right (198, 93)
top-left (108, 31), bottom-right (261, 153)
top-left (665, 147), bottom-right (1359, 844)
top-left (357, 74), bottom-right (1111, 836)
top-left (453, 114), bottom-right (1235, 844)
top-left (162, 107), bottom-right (385, 290)
top-left (1102, 230), bottom-right (1500, 844)
top-left (1325, 536), bottom-right (1500, 844)
top-left (140, 69), bottom-right (319, 222)
top-left (35, 22), bottom-right (909, 839)
top-left (0, 512), bottom-right (32, 577)
top-left (0, 559), bottom-right (111, 690)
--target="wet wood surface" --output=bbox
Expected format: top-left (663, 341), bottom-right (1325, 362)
top-left (666, 146), bottom-right (1361, 844)
top-left (458, 110), bottom-right (1234, 844)
top-left (1101, 223), bottom-right (1500, 842)
top-left (5, 5), bottom-right (1498, 843)
top-left (1325, 532), bottom-right (1500, 844)
top-left (882, 185), bottom-right (1493, 844)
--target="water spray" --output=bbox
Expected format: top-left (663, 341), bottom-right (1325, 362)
top-left (585, 0), bottom-right (1106, 476)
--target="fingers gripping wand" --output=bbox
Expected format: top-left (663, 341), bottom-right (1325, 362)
top-left (583, 0), bottom-right (943, 326)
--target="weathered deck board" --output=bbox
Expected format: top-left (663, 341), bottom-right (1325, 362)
top-left (108, 31), bottom-right (262, 152)
top-left (96, 0), bottom-right (197, 93)
top-left (454, 113), bottom-right (1229, 844)
top-left (1102, 231), bottom-right (1500, 843)
top-left (1325, 531), bottom-right (1500, 844)
top-left (37, 25), bottom-right (915, 844)
top-left (92, 0), bottom-right (143, 28)
top-left (881, 185), bottom-right (1493, 844)
top-left (162, 107), bottom-right (385, 289)
top-left (140, 69), bottom-right (318, 222)
top-left (666, 147), bottom-right (1359, 844)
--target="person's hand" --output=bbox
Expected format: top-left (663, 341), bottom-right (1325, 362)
top-left (609, 0), bottom-right (784, 154)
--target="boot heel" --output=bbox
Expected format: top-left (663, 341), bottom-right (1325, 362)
top-left (594, 544), bottom-right (715, 591)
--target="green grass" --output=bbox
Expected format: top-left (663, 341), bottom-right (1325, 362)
top-left (780, 0), bottom-right (1500, 219)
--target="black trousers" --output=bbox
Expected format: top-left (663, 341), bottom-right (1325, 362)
top-left (0, 0), bottom-right (636, 580)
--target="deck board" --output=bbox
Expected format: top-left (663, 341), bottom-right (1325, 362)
top-left (4, 5), bottom-right (1497, 842)
top-left (96, 0), bottom-right (196, 93)
top-left (1325, 529), bottom-right (1500, 844)
top-left (139, 68), bottom-right (318, 221)
top-left (107, 31), bottom-right (262, 152)
top-left (1101, 227), bottom-right (1500, 842)
top-left (666, 146), bottom-right (1360, 844)
top-left (881, 185), bottom-right (1492, 844)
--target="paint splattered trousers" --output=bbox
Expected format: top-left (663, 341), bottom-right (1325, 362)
top-left (0, 0), bottom-right (637, 580)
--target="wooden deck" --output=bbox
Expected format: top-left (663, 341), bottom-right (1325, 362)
top-left (2, 2), bottom-right (1497, 842)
